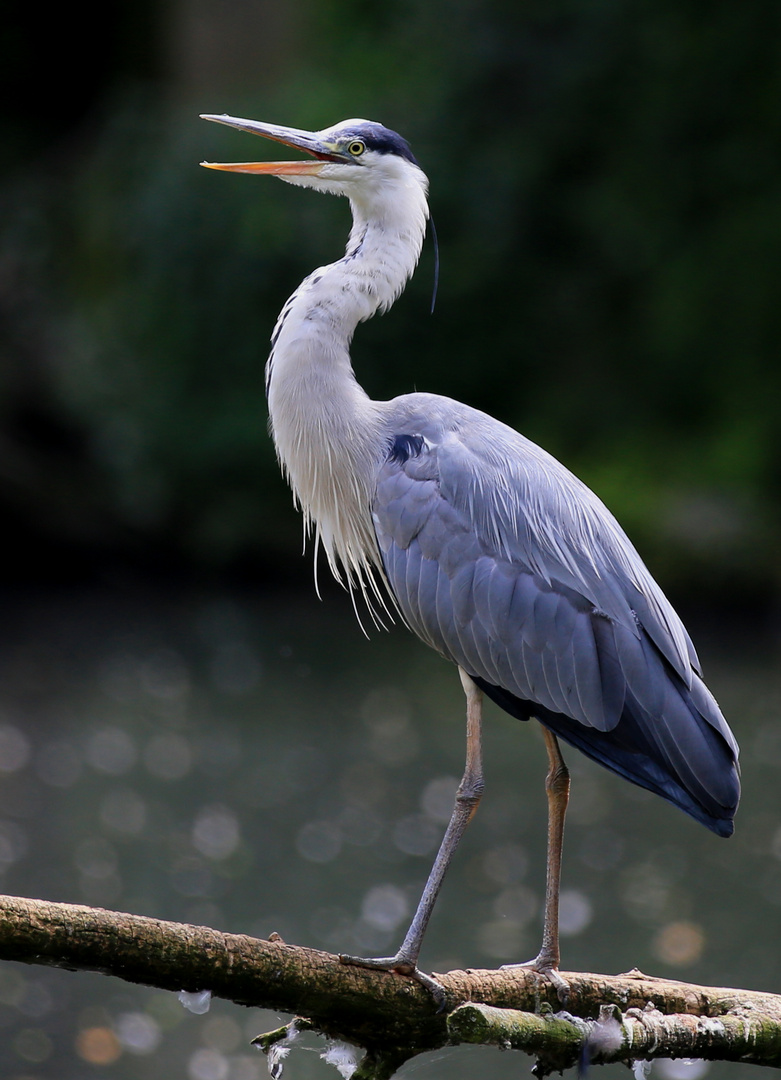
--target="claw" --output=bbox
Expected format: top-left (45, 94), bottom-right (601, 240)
top-left (339, 952), bottom-right (448, 1010)
top-left (501, 956), bottom-right (569, 1000)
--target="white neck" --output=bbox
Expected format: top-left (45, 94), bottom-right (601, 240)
top-left (265, 168), bottom-right (429, 589)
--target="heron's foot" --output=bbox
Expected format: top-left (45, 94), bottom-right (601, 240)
top-left (501, 954), bottom-right (569, 999)
top-left (339, 951), bottom-right (448, 1010)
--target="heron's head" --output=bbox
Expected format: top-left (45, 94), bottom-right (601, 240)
top-left (200, 114), bottom-right (428, 220)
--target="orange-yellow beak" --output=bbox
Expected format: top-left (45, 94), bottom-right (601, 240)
top-left (200, 159), bottom-right (328, 176)
top-left (200, 114), bottom-right (346, 176)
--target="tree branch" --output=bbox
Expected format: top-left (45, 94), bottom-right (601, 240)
top-left (448, 999), bottom-right (781, 1076)
top-left (1, 893), bottom-right (779, 1076)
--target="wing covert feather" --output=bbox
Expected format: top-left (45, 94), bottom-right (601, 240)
top-left (375, 426), bottom-right (672, 733)
top-left (372, 397), bottom-right (739, 835)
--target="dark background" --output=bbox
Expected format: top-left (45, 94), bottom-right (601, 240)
top-left (3, 0), bottom-right (780, 612)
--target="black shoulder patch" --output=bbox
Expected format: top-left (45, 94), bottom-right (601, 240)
top-left (388, 433), bottom-right (426, 464)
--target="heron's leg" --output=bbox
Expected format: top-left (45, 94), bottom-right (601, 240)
top-left (503, 725), bottom-right (570, 994)
top-left (340, 667), bottom-right (484, 1006)
top-left (535, 727), bottom-right (570, 976)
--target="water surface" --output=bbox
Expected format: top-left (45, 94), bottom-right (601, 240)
top-left (0, 585), bottom-right (778, 1079)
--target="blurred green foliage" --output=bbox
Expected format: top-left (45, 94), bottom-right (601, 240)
top-left (1, 0), bottom-right (780, 597)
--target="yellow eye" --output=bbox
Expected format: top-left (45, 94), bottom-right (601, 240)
top-left (347, 140), bottom-right (366, 157)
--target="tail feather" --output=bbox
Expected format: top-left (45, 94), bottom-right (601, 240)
top-left (472, 672), bottom-right (740, 837)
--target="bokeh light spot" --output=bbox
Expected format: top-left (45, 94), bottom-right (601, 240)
top-left (192, 805), bottom-right (241, 860)
top-left (0, 722), bottom-right (31, 773)
top-left (188, 1046), bottom-right (229, 1080)
top-left (360, 884), bottom-right (409, 932)
top-left (392, 813), bottom-right (441, 856)
top-left (652, 921), bottom-right (705, 966)
top-left (115, 1011), bottom-right (162, 1054)
top-left (0, 820), bottom-right (28, 868)
top-left (74, 836), bottom-right (118, 879)
top-left (421, 775), bottom-right (458, 824)
top-left (76, 1025), bottom-right (122, 1064)
top-left (559, 889), bottom-right (593, 936)
top-left (13, 1026), bottom-right (53, 1063)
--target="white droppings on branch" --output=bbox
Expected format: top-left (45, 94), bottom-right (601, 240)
top-left (177, 989), bottom-right (212, 1014)
top-left (321, 1040), bottom-right (362, 1079)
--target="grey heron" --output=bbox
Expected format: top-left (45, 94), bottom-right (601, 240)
top-left (200, 114), bottom-right (740, 1005)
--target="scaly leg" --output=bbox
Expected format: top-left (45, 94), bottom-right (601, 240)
top-left (503, 724), bottom-right (570, 995)
top-left (340, 668), bottom-right (484, 1007)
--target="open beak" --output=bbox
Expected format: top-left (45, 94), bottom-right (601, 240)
top-left (200, 114), bottom-right (343, 176)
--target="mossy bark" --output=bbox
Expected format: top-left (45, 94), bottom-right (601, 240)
top-left (1, 894), bottom-right (780, 1075)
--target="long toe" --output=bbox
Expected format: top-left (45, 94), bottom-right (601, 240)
top-left (502, 957), bottom-right (569, 999)
top-left (339, 952), bottom-right (448, 1009)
